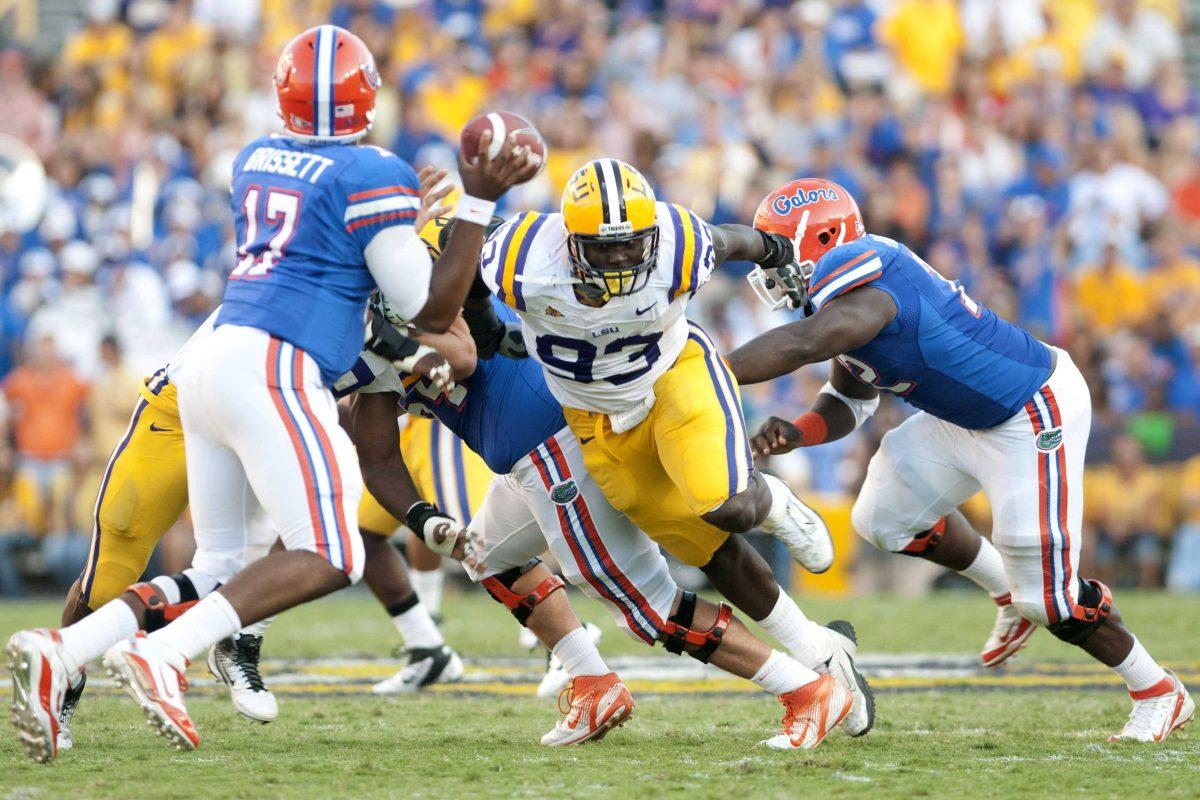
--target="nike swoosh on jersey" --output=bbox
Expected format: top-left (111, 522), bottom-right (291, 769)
top-left (635, 304), bottom-right (655, 316)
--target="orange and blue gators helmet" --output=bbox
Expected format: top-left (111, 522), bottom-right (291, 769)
top-left (749, 178), bottom-right (865, 311)
top-left (561, 159), bottom-right (659, 299)
top-left (274, 25), bottom-right (381, 142)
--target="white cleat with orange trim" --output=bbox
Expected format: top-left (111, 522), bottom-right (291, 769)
top-left (102, 634), bottom-right (199, 752)
top-left (1108, 671), bottom-right (1195, 743)
top-left (6, 629), bottom-right (73, 763)
top-left (761, 673), bottom-right (852, 751)
top-left (540, 672), bottom-right (633, 746)
top-left (980, 593), bottom-right (1036, 668)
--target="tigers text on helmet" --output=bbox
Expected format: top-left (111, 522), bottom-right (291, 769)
top-left (274, 25), bottom-right (380, 143)
top-left (749, 178), bottom-right (864, 311)
top-left (561, 159), bottom-right (658, 300)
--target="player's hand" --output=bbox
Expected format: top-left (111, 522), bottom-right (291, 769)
top-left (407, 502), bottom-right (468, 559)
top-left (459, 130), bottom-right (541, 201)
top-left (751, 416), bottom-right (802, 456)
top-left (409, 350), bottom-right (455, 395)
top-left (413, 166), bottom-right (453, 231)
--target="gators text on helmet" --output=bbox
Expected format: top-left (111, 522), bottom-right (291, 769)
top-left (749, 178), bottom-right (864, 311)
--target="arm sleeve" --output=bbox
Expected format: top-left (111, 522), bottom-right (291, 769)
top-left (478, 214), bottom-right (524, 306)
top-left (665, 204), bottom-right (717, 301)
top-left (364, 225), bottom-right (432, 323)
top-left (340, 149), bottom-right (422, 252)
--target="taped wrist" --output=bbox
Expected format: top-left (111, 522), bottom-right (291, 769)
top-left (405, 501), bottom-right (457, 555)
top-left (365, 313), bottom-right (421, 362)
top-left (756, 231), bottom-right (795, 271)
top-left (480, 559), bottom-right (565, 626)
top-left (791, 412), bottom-right (828, 446)
top-left (818, 381), bottom-right (879, 430)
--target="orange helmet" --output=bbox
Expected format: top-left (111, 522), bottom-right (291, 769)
top-left (274, 25), bottom-right (380, 142)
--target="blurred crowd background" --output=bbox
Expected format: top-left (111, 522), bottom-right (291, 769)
top-left (0, 0), bottom-right (1197, 597)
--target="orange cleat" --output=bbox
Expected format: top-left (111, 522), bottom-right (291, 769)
top-left (102, 634), bottom-right (199, 751)
top-left (981, 593), bottom-right (1036, 668)
top-left (6, 629), bottom-right (73, 764)
top-left (761, 673), bottom-right (852, 750)
top-left (540, 672), bottom-right (633, 746)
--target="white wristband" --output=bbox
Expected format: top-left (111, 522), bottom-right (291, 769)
top-left (817, 381), bottom-right (880, 431)
top-left (455, 194), bottom-right (497, 226)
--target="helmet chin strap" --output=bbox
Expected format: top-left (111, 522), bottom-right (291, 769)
top-left (835, 221), bottom-right (847, 247)
top-left (789, 209), bottom-right (811, 260)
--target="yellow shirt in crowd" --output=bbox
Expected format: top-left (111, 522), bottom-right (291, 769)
top-left (878, 0), bottom-right (963, 95)
top-left (1074, 263), bottom-right (1150, 333)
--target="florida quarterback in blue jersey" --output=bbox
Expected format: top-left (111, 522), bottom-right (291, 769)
top-left (730, 179), bottom-right (1193, 743)
top-left (4, 25), bottom-right (540, 760)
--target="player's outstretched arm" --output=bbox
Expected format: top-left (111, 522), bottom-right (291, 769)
top-left (412, 131), bottom-right (540, 333)
top-left (750, 359), bottom-right (879, 456)
top-left (727, 287), bottom-right (897, 385)
top-left (710, 223), bottom-right (793, 270)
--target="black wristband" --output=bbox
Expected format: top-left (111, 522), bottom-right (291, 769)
top-left (405, 501), bottom-right (440, 536)
top-left (755, 231), bottom-right (795, 271)
top-left (365, 312), bottom-right (421, 362)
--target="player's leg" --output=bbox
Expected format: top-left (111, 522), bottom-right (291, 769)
top-left (656, 325), bottom-right (833, 572)
top-left (359, 524), bottom-right (463, 694)
top-left (522, 431), bottom-right (868, 745)
top-left (103, 331), bottom-right (365, 750)
top-left (848, 411), bottom-right (1027, 666)
top-left (464, 470), bottom-right (630, 746)
top-left (399, 418), bottom-right (448, 618)
top-left (983, 365), bottom-right (1191, 741)
top-left (7, 389), bottom-right (190, 761)
top-left (205, 511), bottom-right (280, 724)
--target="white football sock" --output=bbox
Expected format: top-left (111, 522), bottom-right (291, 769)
top-left (1114, 638), bottom-right (1169, 693)
top-left (239, 617), bottom-right (274, 639)
top-left (57, 599), bottom-right (138, 674)
top-left (149, 592), bottom-right (242, 663)
top-left (551, 626), bottom-right (609, 678)
top-left (959, 539), bottom-right (1010, 598)
top-left (410, 568), bottom-right (445, 617)
top-left (392, 602), bottom-right (444, 650)
top-left (758, 591), bottom-right (827, 669)
top-left (751, 650), bottom-right (819, 696)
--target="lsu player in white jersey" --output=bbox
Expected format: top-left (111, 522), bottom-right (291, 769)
top-left (476, 160), bottom-right (840, 662)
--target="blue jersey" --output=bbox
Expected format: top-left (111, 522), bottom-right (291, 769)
top-left (809, 234), bottom-right (1052, 429)
top-left (218, 135), bottom-right (421, 384)
top-left (338, 303), bottom-right (566, 474)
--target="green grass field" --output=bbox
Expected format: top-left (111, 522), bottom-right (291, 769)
top-left (2, 589), bottom-right (1197, 800)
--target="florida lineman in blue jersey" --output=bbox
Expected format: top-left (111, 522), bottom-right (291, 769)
top-left (342, 289), bottom-right (874, 749)
top-left (4, 25), bottom-right (540, 759)
top-left (730, 179), bottom-right (1193, 743)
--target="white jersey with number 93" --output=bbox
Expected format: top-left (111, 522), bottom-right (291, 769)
top-left (481, 202), bottom-right (716, 415)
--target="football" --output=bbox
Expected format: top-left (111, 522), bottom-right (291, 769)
top-left (460, 110), bottom-right (546, 175)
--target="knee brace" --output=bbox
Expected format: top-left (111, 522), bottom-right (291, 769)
top-left (657, 591), bottom-right (732, 664)
top-left (900, 517), bottom-right (946, 557)
top-left (125, 573), bottom-right (217, 633)
top-left (480, 559), bottom-right (565, 627)
top-left (1047, 578), bottom-right (1113, 645)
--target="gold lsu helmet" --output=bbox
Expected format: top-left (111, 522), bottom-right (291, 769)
top-left (561, 159), bottom-right (658, 298)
